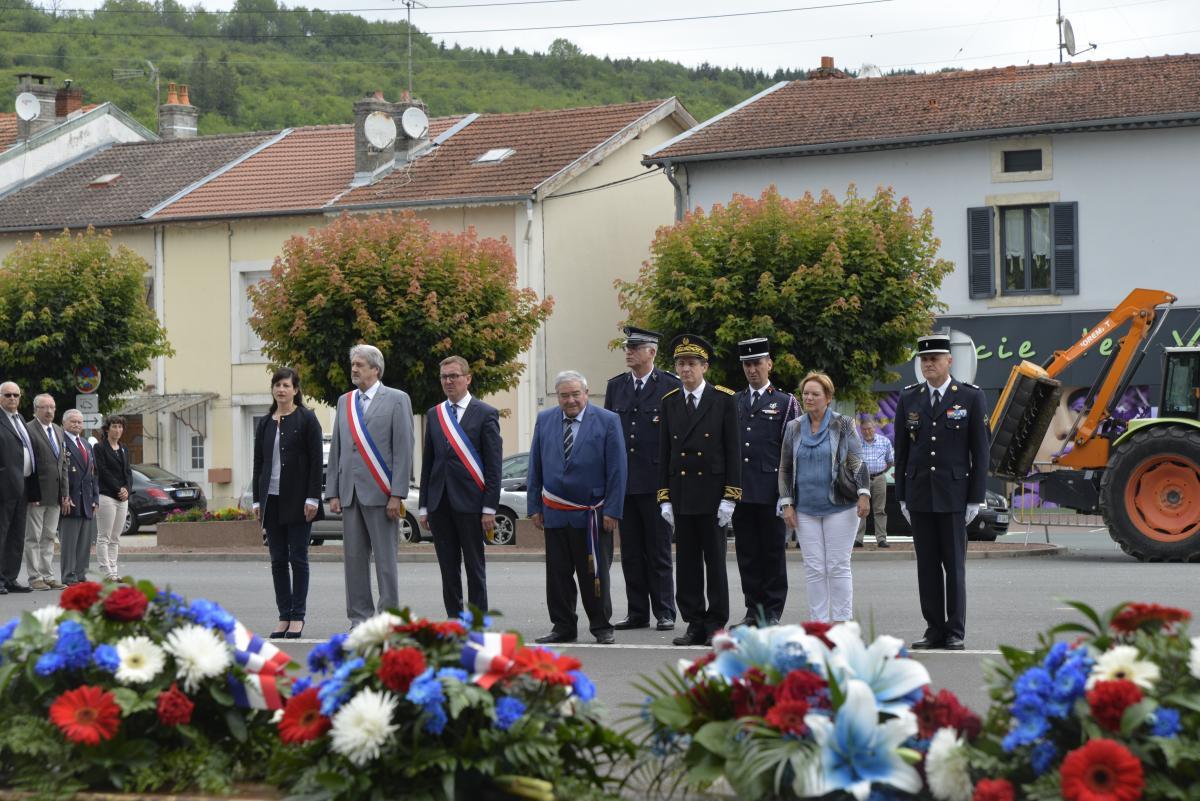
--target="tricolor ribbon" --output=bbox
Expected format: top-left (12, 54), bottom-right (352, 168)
top-left (541, 489), bottom-right (605, 598)
top-left (460, 631), bottom-right (520, 689)
top-left (225, 621), bottom-right (292, 710)
top-left (346, 390), bottom-right (393, 498)
top-left (434, 400), bottom-right (485, 491)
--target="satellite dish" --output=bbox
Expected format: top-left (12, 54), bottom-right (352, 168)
top-left (15, 92), bottom-right (41, 122)
top-left (400, 106), bottom-right (429, 140)
top-left (363, 111), bottom-right (397, 150)
top-left (858, 63), bottom-right (884, 79)
top-left (913, 329), bottom-right (978, 385)
top-left (1061, 18), bottom-right (1077, 56)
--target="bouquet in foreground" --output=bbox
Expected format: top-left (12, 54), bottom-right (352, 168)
top-left (0, 579), bottom-right (289, 796)
top-left (633, 620), bottom-right (981, 800)
top-left (269, 607), bottom-right (635, 801)
top-left (928, 601), bottom-right (1200, 801)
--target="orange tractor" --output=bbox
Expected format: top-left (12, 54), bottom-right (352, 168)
top-left (989, 288), bottom-right (1200, 561)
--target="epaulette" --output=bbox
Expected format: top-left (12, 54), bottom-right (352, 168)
top-left (957, 381), bottom-right (980, 389)
top-left (662, 387), bottom-right (681, 398)
top-left (903, 382), bottom-right (922, 391)
top-left (715, 385), bottom-right (735, 395)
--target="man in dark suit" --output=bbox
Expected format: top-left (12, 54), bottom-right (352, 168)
top-left (657, 335), bottom-right (741, 646)
top-left (528, 370), bottom-right (626, 645)
top-left (419, 355), bottom-right (503, 618)
top-left (893, 332), bottom-right (990, 651)
top-left (732, 338), bottom-right (799, 627)
top-left (0, 381), bottom-right (35, 594)
top-left (59, 409), bottom-right (98, 586)
top-left (604, 326), bottom-right (680, 632)
top-left (24, 393), bottom-right (69, 590)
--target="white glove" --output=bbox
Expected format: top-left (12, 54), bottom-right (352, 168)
top-left (965, 503), bottom-right (981, 525)
top-left (775, 498), bottom-right (786, 518)
top-left (717, 499), bottom-right (735, 529)
top-left (899, 501), bottom-right (911, 524)
top-left (659, 502), bottom-right (674, 528)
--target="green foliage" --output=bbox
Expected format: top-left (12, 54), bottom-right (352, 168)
top-left (617, 185), bottom-right (953, 405)
top-left (0, 228), bottom-right (174, 415)
top-left (248, 212), bottom-right (553, 411)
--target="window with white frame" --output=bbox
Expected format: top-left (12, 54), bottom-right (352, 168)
top-left (232, 262), bottom-right (272, 363)
top-left (189, 434), bottom-right (205, 470)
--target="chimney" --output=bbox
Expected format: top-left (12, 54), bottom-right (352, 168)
top-left (15, 73), bottom-right (58, 141)
top-left (158, 81), bottom-right (199, 140)
top-left (807, 56), bottom-right (850, 81)
top-left (353, 91), bottom-right (396, 179)
top-left (55, 83), bottom-right (84, 119)
top-left (392, 93), bottom-right (429, 168)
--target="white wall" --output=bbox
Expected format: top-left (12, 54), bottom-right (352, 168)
top-left (0, 110), bottom-right (150, 194)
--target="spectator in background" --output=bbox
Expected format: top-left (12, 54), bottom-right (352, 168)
top-left (60, 409), bottom-right (98, 586)
top-left (0, 381), bottom-right (34, 594)
top-left (854, 418), bottom-right (895, 549)
top-left (94, 415), bottom-right (133, 582)
top-left (24, 393), bottom-right (69, 590)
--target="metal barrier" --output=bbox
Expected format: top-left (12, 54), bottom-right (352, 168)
top-left (1007, 479), bottom-right (1106, 544)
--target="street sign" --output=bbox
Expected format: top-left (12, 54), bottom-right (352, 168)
top-left (75, 395), bottom-right (99, 414)
top-left (78, 413), bottom-right (103, 431)
top-left (74, 365), bottom-right (101, 394)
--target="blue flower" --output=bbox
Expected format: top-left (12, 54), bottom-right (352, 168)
top-left (35, 652), bottom-right (65, 675)
top-left (53, 620), bottom-right (92, 671)
top-left (316, 657), bottom-right (363, 716)
top-left (1002, 714), bottom-right (1049, 752)
top-left (771, 640), bottom-right (815, 674)
top-left (406, 669), bottom-right (445, 710)
top-left (458, 609), bottom-right (474, 627)
top-left (1031, 740), bottom-right (1058, 775)
top-left (423, 704), bottom-right (448, 734)
top-left (92, 644), bottom-right (120, 673)
top-left (292, 676), bottom-right (312, 694)
top-left (495, 696), bottom-right (525, 730)
top-left (1042, 641), bottom-right (1070, 672)
top-left (482, 615), bottom-right (494, 628)
top-left (307, 633), bottom-right (349, 674)
top-left (1151, 707), bottom-right (1181, 738)
top-left (189, 599), bottom-right (236, 633)
top-left (569, 670), bottom-right (595, 702)
top-left (155, 590), bottom-right (189, 618)
top-left (1013, 666), bottom-right (1053, 698)
top-left (436, 667), bottom-right (468, 683)
top-left (0, 618), bottom-right (17, 647)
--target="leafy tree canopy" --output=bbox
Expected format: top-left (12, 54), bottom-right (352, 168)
top-left (617, 185), bottom-right (953, 407)
top-left (0, 229), bottom-right (174, 414)
top-left (249, 212), bottom-right (553, 411)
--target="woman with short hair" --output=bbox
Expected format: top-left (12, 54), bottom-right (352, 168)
top-left (94, 415), bottom-right (133, 582)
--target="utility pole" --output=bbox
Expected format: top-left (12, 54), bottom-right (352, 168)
top-left (402, 0), bottom-right (426, 98)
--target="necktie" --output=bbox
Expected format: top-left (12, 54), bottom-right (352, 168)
top-left (76, 436), bottom-right (89, 468)
top-left (47, 425), bottom-right (59, 458)
top-left (12, 415), bottom-right (31, 453)
top-left (634, 378), bottom-right (644, 395)
top-left (751, 390), bottom-right (760, 406)
top-left (931, 389), bottom-right (941, 409)
top-left (686, 393), bottom-right (697, 414)
top-left (456, 402), bottom-right (464, 422)
top-left (563, 417), bottom-right (575, 460)
top-left (359, 391), bottom-right (369, 412)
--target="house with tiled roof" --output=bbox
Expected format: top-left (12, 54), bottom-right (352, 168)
top-left (644, 54), bottom-right (1200, 398)
top-left (0, 94), bottom-right (695, 505)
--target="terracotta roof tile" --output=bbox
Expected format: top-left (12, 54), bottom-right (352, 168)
top-left (651, 55), bottom-right (1200, 161)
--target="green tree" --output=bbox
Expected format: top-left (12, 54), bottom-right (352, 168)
top-left (248, 212), bottom-right (554, 411)
top-left (0, 229), bottom-right (174, 414)
top-left (616, 185), bottom-right (952, 405)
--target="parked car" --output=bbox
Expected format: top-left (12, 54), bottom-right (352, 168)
top-left (489, 451), bottom-right (533, 546)
top-left (125, 464), bottom-right (206, 535)
top-left (867, 469), bottom-right (1010, 541)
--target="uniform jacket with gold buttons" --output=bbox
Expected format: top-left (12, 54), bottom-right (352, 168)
top-left (604, 367), bottom-right (681, 496)
top-left (656, 383), bottom-right (742, 515)
top-left (736, 385), bottom-right (800, 505)
top-left (893, 378), bottom-right (990, 514)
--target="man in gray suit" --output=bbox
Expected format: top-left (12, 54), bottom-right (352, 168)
top-left (326, 344), bottom-right (415, 625)
top-left (24, 393), bottom-right (69, 590)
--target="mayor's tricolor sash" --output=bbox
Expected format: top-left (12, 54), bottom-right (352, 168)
top-left (434, 400), bottom-right (485, 491)
top-left (345, 390), bottom-right (392, 497)
top-left (541, 488), bottom-right (605, 598)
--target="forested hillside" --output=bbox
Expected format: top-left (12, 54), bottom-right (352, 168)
top-left (0, 0), bottom-right (810, 133)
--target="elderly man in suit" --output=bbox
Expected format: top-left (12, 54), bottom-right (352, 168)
top-left (528, 370), bottom-right (626, 645)
top-left (24, 393), bottom-right (69, 590)
top-left (59, 409), bottom-right (98, 586)
top-left (326, 344), bottom-right (415, 626)
top-left (419, 355), bottom-right (503, 618)
top-left (0, 381), bottom-right (35, 594)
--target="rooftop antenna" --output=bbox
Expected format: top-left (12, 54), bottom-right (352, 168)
top-left (1057, 1), bottom-right (1097, 63)
top-left (401, 1), bottom-right (426, 99)
top-left (112, 60), bottom-right (160, 108)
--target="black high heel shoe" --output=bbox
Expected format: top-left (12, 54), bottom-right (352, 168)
top-left (269, 621), bottom-right (289, 639)
top-left (285, 621), bottom-right (305, 639)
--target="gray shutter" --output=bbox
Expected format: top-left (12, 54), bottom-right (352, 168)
top-left (967, 206), bottom-right (995, 299)
top-left (1051, 201), bottom-right (1079, 295)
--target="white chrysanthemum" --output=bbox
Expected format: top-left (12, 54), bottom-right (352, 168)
top-left (345, 612), bottom-right (401, 655)
top-left (1190, 636), bottom-right (1200, 680)
top-left (32, 605), bottom-right (64, 633)
top-left (330, 688), bottom-right (399, 766)
top-left (114, 635), bottom-right (166, 684)
top-left (163, 623), bottom-right (232, 692)
top-left (1087, 644), bottom-right (1160, 690)
top-left (926, 727), bottom-right (973, 801)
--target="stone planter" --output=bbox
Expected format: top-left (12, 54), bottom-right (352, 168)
top-left (157, 519), bottom-right (263, 548)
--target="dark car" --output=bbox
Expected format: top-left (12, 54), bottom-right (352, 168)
top-left (867, 470), bottom-right (1010, 541)
top-left (125, 464), bottom-right (207, 534)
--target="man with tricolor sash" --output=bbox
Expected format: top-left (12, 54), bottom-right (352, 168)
top-left (419, 356), bottom-right (503, 619)
top-left (325, 344), bottom-right (415, 627)
top-left (527, 370), bottom-right (626, 645)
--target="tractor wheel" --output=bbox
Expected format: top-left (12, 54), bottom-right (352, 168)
top-left (1099, 424), bottom-right (1200, 562)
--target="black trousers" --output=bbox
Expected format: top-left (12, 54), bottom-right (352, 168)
top-left (618, 493), bottom-right (676, 623)
top-left (429, 499), bottom-right (488, 618)
top-left (910, 510), bottom-right (967, 641)
top-left (674, 512), bottom-right (729, 637)
top-left (0, 492), bottom-right (28, 584)
top-left (264, 497), bottom-right (312, 621)
top-left (733, 501), bottom-right (787, 622)
top-left (544, 525), bottom-right (613, 638)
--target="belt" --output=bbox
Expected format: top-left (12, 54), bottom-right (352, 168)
top-left (869, 470), bottom-right (888, 478)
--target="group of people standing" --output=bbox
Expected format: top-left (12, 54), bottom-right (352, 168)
top-left (0, 382), bottom-right (134, 594)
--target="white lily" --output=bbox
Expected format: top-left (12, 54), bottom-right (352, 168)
top-left (806, 622), bottom-right (931, 714)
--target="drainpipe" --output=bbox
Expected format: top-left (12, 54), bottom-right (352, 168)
top-left (664, 160), bottom-right (685, 222)
top-left (522, 198), bottom-right (537, 450)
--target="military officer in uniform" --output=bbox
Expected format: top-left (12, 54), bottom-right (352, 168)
top-left (893, 332), bottom-right (989, 651)
top-left (658, 334), bottom-right (741, 646)
top-left (732, 338), bottom-right (799, 627)
top-left (605, 326), bottom-right (681, 631)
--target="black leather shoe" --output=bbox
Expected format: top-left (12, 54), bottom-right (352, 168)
top-left (613, 617), bottom-right (649, 630)
top-left (534, 632), bottom-right (576, 644)
top-left (672, 632), bottom-right (706, 646)
top-left (732, 616), bottom-right (757, 628)
top-left (853, 541), bottom-right (864, 548)
top-left (0, 585), bottom-right (7, 595)
top-left (5, 582), bottom-right (32, 594)
top-left (942, 637), bottom-right (965, 650)
top-left (595, 631), bottom-right (615, 644)
top-left (656, 618), bottom-right (675, 631)
top-left (910, 637), bottom-right (945, 650)
top-left (877, 541), bottom-right (891, 548)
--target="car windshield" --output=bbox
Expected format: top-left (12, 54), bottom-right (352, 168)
top-left (501, 453), bottom-right (528, 481)
top-left (134, 464), bottom-right (182, 481)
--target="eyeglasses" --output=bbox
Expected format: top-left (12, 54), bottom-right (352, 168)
top-left (1, 393), bottom-right (20, 398)
top-left (439, 373), bottom-right (466, 381)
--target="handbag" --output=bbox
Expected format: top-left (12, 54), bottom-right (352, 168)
top-left (833, 417), bottom-right (863, 504)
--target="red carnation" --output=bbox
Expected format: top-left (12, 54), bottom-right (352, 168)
top-left (973, 779), bottom-right (1015, 801)
top-left (278, 687), bottom-right (330, 744)
top-left (394, 618), bottom-right (467, 640)
top-left (377, 646), bottom-right (426, 693)
top-left (49, 685), bottom-right (121, 746)
top-left (511, 647), bottom-right (581, 686)
top-left (1087, 680), bottom-right (1143, 732)
top-left (1109, 603), bottom-right (1191, 635)
top-left (156, 683), bottom-right (195, 727)
top-left (684, 652), bottom-right (717, 678)
top-left (59, 581), bottom-right (103, 611)
top-left (765, 700), bottom-right (810, 735)
top-left (731, 668), bottom-right (775, 718)
top-left (1061, 739), bottom-right (1144, 801)
top-left (777, 669), bottom-right (828, 708)
top-left (801, 621), bottom-right (835, 648)
top-left (102, 586), bottom-right (149, 621)
top-left (913, 687), bottom-right (982, 741)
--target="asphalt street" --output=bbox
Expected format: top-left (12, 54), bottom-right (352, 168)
top-left (2, 527), bottom-right (1193, 723)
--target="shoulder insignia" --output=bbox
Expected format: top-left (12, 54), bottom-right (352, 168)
top-left (715, 385), bottom-right (736, 395)
top-left (960, 381), bottom-right (980, 389)
top-left (662, 387), bottom-right (681, 399)
top-left (656, 488), bottom-right (671, 503)
top-left (903, 382), bottom-right (922, 391)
